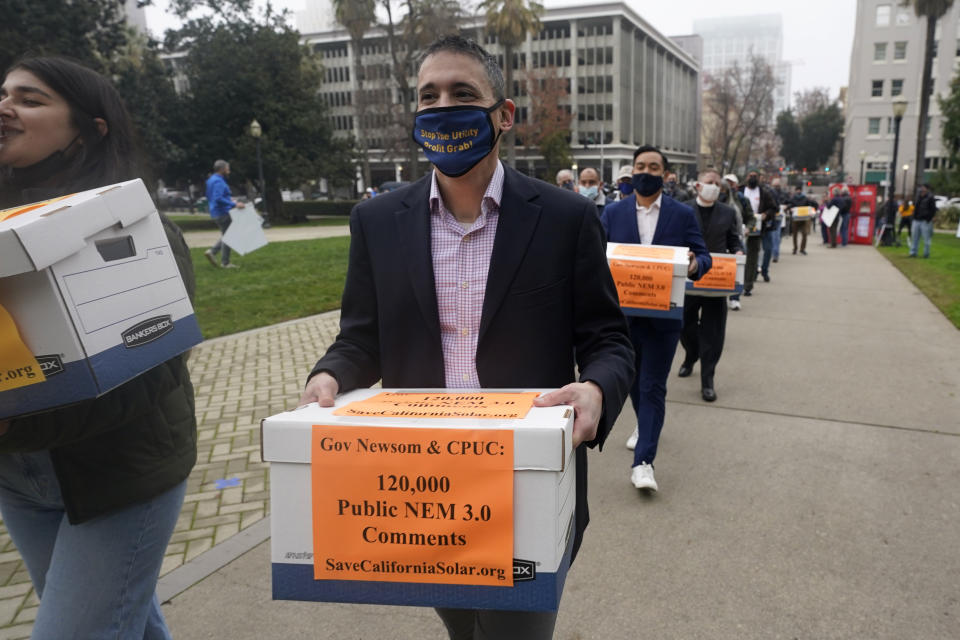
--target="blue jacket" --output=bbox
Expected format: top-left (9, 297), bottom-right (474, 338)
top-left (205, 173), bottom-right (236, 217)
top-left (600, 193), bottom-right (711, 330)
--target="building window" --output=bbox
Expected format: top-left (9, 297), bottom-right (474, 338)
top-left (894, 41), bottom-right (907, 60)
top-left (895, 7), bottom-right (911, 25)
top-left (887, 117), bottom-right (895, 134)
top-left (876, 5), bottom-right (890, 26)
top-left (932, 40), bottom-right (939, 58)
top-left (871, 80), bottom-right (884, 97)
top-left (868, 117), bottom-right (881, 135)
top-left (892, 79), bottom-right (903, 96)
top-left (874, 42), bottom-right (887, 61)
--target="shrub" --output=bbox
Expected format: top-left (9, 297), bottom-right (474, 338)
top-left (937, 206), bottom-right (960, 229)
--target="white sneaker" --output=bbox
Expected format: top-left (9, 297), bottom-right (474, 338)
top-left (631, 463), bottom-right (658, 491)
top-left (625, 427), bottom-right (638, 450)
top-left (728, 299), bottom-right (741, 311)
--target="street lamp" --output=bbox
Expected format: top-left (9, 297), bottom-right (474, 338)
top-left (859, 150), bottom-right (866, 185)
top-left (885, 99), bottom-right (908, 234)
top-left (902, 163), bottom-right (910, 199)
top-left (249, 119), bottom-right (269, 228)
top-left (571, 161), bottom-right (578, 178)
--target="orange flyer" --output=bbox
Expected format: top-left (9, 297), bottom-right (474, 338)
top-left (693, 256), bottom-right (738, 290)
top-left (608, 258), bottom-right (674, 310)
top-left (311, 426), bottom-right (514, 587)
top-left (0, 195), bottom-right (70, 223)
top-left (0, 304), bottom-right (46, 392)
top-left (611, 245), bottom-right (677, 260)
top-left (333, 391), bottom-right (539, 419)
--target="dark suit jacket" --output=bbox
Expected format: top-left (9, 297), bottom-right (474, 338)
top-left (311, 165), bottom-right (635, 561)
top-left (693, 201), bottom-right (744, 254)
top-left (599, 193), bottom-right (711, 332)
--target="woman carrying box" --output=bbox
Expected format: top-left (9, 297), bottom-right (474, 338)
top-left (0, 57), bottom-right (196, 638)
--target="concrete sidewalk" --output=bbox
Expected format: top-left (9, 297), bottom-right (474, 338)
top-left (1, 236), bottom-right (958, 638)
top-left (182, 224), bottom-right (349, 249)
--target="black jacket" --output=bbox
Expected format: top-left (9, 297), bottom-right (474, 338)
top-left (2, 214), bottom-right (197, 524)
top-left (740, 185), bottom-right (779, 231)
top-left (693, 201), bottom-right (744, 254)
top-left (914, 193), bottom-right (937, 221)
top-left (311, 165), bottom-right (635, 561)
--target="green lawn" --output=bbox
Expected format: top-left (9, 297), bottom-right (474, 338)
top-left (168, 214), bottom-right (348, 232)
top-left (190, 237), bottom-right (349, 338)
top-left (877, 232), bottom-right (960, 329)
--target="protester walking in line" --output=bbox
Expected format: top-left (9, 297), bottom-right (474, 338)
top-left (788, 185), bottom-right (817, 255)
top-left (741, 171), bottom-right (779, 283)
top-left (827, 187), bottom-right (852, 248)
top-left (910, 184), bottom-right (937, 258)
top-left (679, 170), bottom-right (744, 402)
top-left (301, 36), bottom-right (634, 639)
top-left (601, 145), bottom-right (711, 493)
top-left (725, 173), bottom-right (760, 297)
top-left (555, 168), bottom-right (575, 191)
top-left (0, 56), bottom-right (196, 640)
top-left (718, 176), bottom-right (752, 310)
top-left (204, 159), bottom-right (245, 268)
top-left (578, 166), bottom-right (612, 216)
top-left (769, 177), bottom-right (789, 263)
top-left (615, 164), bottom-right (634, 200)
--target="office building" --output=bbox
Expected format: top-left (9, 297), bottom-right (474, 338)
top-left (844, 0), bottom-right (960, 194)
top-left (300, 1), bottom-right (701, 188)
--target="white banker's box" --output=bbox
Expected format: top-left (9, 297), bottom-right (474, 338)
top-left (0, 180), bottom-right (203, 419)
top-left (262, 388), bottom-right (576, 611)
top-left (606, 243), bottom-right (688, 320)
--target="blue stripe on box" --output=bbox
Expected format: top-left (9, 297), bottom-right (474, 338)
top-left (273, 536), bottom-right (574, 612)
top-left (88, 314), bottom-right (202, 392)
top-left (621, 306), bottom-right (683, 320)
top-left (0, 361), bottom-right (100, 420)
top-left (684, 282), bottom-right (743, 295)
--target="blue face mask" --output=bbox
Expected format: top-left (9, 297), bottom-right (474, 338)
top-left (580, 185), bottom-right (599, 200)
top-left (411, 100), bottom-right (504, 177)
top-left (632, 172), bottom-right (663, 197)
top-left (618, 182), bottom-right (634, 195)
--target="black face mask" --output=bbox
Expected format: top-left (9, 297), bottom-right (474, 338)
top-left (747, 177), bottom-right (759, 189)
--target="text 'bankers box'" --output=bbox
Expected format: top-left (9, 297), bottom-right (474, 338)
top-left (0, 180), bottom-right (202, 420)
top-left (261, 388), bottom-right (576, 611)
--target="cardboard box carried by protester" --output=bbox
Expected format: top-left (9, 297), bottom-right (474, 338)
top-left (0, 179), bottom-right (203, 420)
top-left (262, 388), bottom-right (576, 611)
top-left (685, 253), bottom-right (746, 297)
top-left (606, 243), bottom-right (688, 320)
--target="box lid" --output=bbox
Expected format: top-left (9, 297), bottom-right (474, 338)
top-left (0, 180), bottom-right (155, 277)
top-left (262, 388), bottom-right (573, 471)
top-left (606, 243), bottom-right (689, 275)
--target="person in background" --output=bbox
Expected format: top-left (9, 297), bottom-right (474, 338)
top-left (663, 171), bottom-right (693, 204)
top-left (679, 169), bottom-right (744, 402)
top-left (909, 184), bottom-right (936, 258)
top-left (601, 145), bottom-right (711, 493)
top-left (555, 168), bottom-right (575, 191)
top-left (204, 158), bottom-right (245, 268)
top-left (897, 198), bottom-right (914, 244)
top-left (826, 187), bottom-right (852, 248)
top-left (0, 56), bottom-right (196, 639)
top-left (740, 170), bottom-right (778, 283)
top-left (788, 185), bottom-right (817, 255)
top-left (614, 164), bottom-right (634, 200)
top-left (769, 177), bottom-right (789, 263)
top-left (578, 166), bottom-right (612, 216)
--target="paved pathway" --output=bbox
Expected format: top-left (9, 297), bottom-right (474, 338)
top-left (182, 224), bottom-right (349, 249)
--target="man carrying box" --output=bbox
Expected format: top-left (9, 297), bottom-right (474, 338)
top-left (300, 35), bottom-right (634, 639)
top-left (600, 145), bottom-right (711, 493)
top-left (678, 169), bottom-right (744, 402)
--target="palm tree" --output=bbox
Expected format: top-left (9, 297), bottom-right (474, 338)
top-left (333, 0), bottom-right (377, 193)
top-left (479, 0), bottom-right (544, 168)
top-left (906, 0), bottom-right (954, 195)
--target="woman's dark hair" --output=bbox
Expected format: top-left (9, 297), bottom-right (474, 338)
top-left (1, 56), bottom-right (140, 198)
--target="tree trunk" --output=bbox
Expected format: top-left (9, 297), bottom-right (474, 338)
top-left (914, 15), bottom-right (937, 197)
top-left (351, 38), bottom-right (372, 194)
top-left (504, 44), bottom-right (516, 168)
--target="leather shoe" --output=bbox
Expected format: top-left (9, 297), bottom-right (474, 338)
top-left (678, 364), bottom-right (694, 378)
top-left (701, 386), bottom-right (717, 402)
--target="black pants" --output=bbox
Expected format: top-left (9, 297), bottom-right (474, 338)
top-left (436, 608), bottom-right (558, 640)
top-left (680, 295), bottom-right (728, 386)
top-left (744, 235), bottom-right (761, 292)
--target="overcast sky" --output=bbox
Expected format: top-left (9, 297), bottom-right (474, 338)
top-left (145, 0), bottom-right (857, 101)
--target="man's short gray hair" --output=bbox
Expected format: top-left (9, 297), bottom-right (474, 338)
top-left (556, 169), bottom-right (574, 184)
top-left (213, 159), bottom-right (229, 172)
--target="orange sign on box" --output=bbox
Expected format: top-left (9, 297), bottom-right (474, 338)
top-left (333, 392), bottom-right (539, 420)
top-left (0, 305), bottom-right (46, 393)
top-left (609, 259), bottom-right (674, 310)
top-left (611, 245), bottom-right (677, 260)
top-left (693, 255), bottom-right (737, 290)
top-left (311, 426), bottom-right (514, 587)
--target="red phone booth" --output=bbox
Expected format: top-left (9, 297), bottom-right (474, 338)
top-left (850, 184), bottom-right (877, 245)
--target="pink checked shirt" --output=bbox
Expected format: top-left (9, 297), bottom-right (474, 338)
top-left (429, 161), bottom-right (504, 388)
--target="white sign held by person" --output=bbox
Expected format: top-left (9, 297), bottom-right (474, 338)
top-left (223, 206), bottom-right (268, 255)
top-left (821, 205), bottom-right (840, 229)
